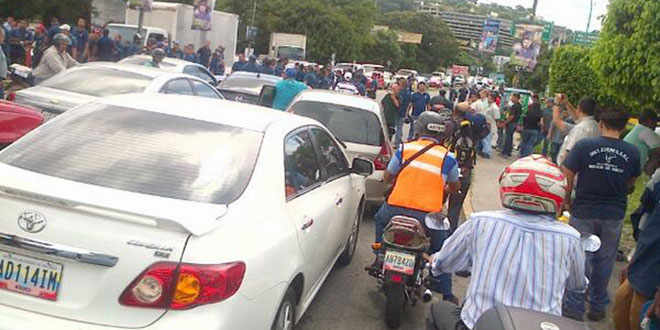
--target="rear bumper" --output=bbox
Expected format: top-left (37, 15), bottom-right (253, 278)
top-left (0, 283), bottom-right (285, 330)
top-left (365, 170), bottom-right (387, 204)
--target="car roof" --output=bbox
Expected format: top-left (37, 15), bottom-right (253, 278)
top-left (121, 55), bottom-right (198, 69)
top-left (294, 89), bottom-right (380, 114)
top-left (225, 71), bottom-right (282, 83)
top-left (98, 93), bottom-right (313, 132)
top-left (79, 62), bottom-right (184, 79)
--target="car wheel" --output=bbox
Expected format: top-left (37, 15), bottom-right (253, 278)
top-left (338, 201), bottom-right (363, 266)
top-left (272, 287), bottom-right (297, 330)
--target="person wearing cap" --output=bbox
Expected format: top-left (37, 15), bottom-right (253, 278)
top-left (209, 48), bottom-right (225, 76)
top-left (144, 48), bottom-right (165, 68)
top-left (272, 68), bottom-right (308, 111)
top-left (31, 23), bottom-right (48, 67)
top-left (47, 17), bottom-right (60, 42)
top-left (8, 19), bottom-right (31, 65)
top-left (167, 41), bottom-right (183, 59)
top-left (71, 18), bottom-right (88, 62)
top-left (196, 41), bottom-right (212, 68)
top-left (33, 33), bottom-right (78, 83)
top-left (96, 29), bottom-right (115, 61)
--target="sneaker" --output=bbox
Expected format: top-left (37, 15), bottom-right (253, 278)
top-left (587, 310), bottom-right (606, 322)
top-left (563, 308), bottom-right (584, 322)
top-left (443, 294), bottom-right (459, 305)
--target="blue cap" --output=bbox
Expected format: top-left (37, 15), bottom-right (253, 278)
top-left (285, 68), bottom-right (297, 78)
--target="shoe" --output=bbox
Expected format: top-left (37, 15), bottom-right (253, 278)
top-left (481, 154), bottom-right (491, 159)
top-left (455, 270), bottom-right (471, 278)
top-left (587, 310), bottom-right (606, 322)
top-left (443, 294), bottom-right (459, 305)
top-left (563, 308), bottom-right (584, 322)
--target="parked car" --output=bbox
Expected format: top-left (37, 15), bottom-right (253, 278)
top-left (287, 89), bottom-right (393, 206)
top-left (393, 69), bottom-right (418, 82)
top-left (0, 93), bottom-right (372, 329)
top-left (0, 100), bottom-right (43, 149)
top-left (119, 55), bottom-right (220, 86)
top-left (428, 72), bottom-right (445, 88)
top-left (13, 63), bottom-right (224, 121)
top-left (218, 71), bottom-right (281, 105)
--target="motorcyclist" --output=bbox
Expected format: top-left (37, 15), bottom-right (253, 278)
top-left (144, 48), bottom-right (166, 68)
top-left (425, 155), bottom-right (588, 329)
top-left (32, 33), bottom-right (78, 84)
top-left (335, 72), bottom-right (360, 95)
top-left (372, 111), bottom-right (461, 303)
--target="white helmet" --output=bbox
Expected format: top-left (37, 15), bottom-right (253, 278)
top-left (499, 155), bottom-right (567, 214)
top-left (344, 72), bottom-right (353, 81)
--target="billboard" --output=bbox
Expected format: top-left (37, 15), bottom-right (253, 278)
top-left (479, 19), bottom-right (500, 53)
top-left (510, 24), bottom-right (543, 72)
top-left (191, 0), bottom-right (215, 31)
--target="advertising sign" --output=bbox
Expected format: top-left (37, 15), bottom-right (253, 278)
top-left (192, 0), bottom-right (215, 31)
top-left (479, 19), bottom-right (500, 53)
top-left (128, 0), bottom-right (152, 11)
top-left (510, 24), bottom-right (543, 72)
top-left (451, 65), bottom-right (469, 77)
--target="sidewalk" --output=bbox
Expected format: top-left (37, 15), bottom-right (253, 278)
top-left (465, 153), bottom-right (618, 330)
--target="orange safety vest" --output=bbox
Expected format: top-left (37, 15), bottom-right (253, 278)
top-left (387, 139), bottom-right (448, 213)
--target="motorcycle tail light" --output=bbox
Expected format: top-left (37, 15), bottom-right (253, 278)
top-left (390, 273), bottom-right (403, 283)
top-left (393, 231), bottom-right (414, 246)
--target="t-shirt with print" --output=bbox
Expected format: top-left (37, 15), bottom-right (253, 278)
top-left (564, 137), bottom-right (641, 220)
top-left (411, 92), bottom-right (430, 116)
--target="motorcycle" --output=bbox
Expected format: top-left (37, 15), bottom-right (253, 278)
top-left (5, 64), bottom-right (34, 99)
top-left (366, 213), bottom-right (450, 328)
top-left (426, 234), bottom-right (602, 330)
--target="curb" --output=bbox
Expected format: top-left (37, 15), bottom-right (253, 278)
top-left (462, 188), bottom-right (474, 219)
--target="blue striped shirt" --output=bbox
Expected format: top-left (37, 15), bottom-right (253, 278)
top-left (431, 210), bottom-right (587, 329)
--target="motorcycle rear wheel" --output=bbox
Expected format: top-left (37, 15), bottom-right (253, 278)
top-left (385, 282), bottom-right (405, 328)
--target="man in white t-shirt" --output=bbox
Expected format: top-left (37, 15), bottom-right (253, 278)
top-left (471, 89), bottom-right (489, 114)
top-left (479, 93), bottom-right (500, 158)
top-left (624, 109), bottom-right (660, 170)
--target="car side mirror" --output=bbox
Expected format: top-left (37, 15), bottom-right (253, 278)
top-left (351, 157), bottom-right (374, 177)
top-left (258, 85), bottom-right (276, 108)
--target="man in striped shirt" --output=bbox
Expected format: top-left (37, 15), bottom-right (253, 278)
top-left (428, 155), bottom-right (588, 329)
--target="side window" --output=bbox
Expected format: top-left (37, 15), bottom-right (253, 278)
top-left (191, 80), bottom-right (221, 99)
top-left (284, 129), bottom-right (323, 199)
top-left (185, 66), bottom-right (215, 84)
top-left (310, 128), bottom-right (350, 180)
top-left (163, 79), bottom-right (194, 96)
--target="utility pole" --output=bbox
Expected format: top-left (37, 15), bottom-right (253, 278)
top-left (532, 0), bottom-right (539, 19)
top-left (586, 0), bottom-right (594, 32)
top-left (137, 6), bottom-right (144, 40)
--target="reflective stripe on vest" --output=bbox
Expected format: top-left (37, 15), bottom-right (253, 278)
top-left (387, 140), bottom-right (447, 213)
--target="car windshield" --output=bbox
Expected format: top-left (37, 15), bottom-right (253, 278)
top-left (277, 46), bottom-right (304, 60)
top-left (121, 57), bottom-right (177, 69)
top-left (0, 104), bottom-right (263, 204)
top-left (219, 76), bottom-right (275, 95)
top-left (397, 70), bottom-right (415, 76)
top-left (290, 100), bottom-right (382, 146)
top-left (107, 26), bottom-right (145, 48)
top-left (41, 68), bottom-right (152, 97)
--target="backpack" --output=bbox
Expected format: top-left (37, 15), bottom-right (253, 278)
top-left (451, 120), bottom-right (477, 169)
top-left (470, 113), bottom-right (491, 140)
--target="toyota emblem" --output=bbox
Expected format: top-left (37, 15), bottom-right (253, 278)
top-left (17, 211), bottom-right (47, 233)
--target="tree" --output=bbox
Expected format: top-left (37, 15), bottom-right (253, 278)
top-left (377, 0), bottom-right (415, 13)
top-left (591, 0), bottom-right (660, 114)
top-left (549, 45), bottom-right (601, 104)
top-left (1, 0), bottom-right (92, 24)
top-left (362, 30), bottom-right (403, 68)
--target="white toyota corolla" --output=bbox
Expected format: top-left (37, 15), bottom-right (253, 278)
top-left (0, 94), bottom-right (372, 329)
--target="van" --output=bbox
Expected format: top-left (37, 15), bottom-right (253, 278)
top-left (106, 23), bottom-right (168, 48)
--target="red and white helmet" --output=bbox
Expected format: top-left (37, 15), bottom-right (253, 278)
top-left (499, 155), bottom-right (567, 214)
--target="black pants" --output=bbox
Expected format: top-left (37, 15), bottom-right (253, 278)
top-left (427, 301), bottom-right (468, 330)
top-left (447, 170), bottom-right (471, 234)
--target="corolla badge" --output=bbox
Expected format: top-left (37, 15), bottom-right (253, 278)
top-left (17, 211), bottom-right (47, 233)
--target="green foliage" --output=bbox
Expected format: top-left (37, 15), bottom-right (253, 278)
top-left (362, 30), bottom-right (404, 68)
top-left (379, 11), bottom-right (459, 72)
top-left (377, 0), bottom-right (415, 13)
top-left (591, 0), bottom-right (660, 114)
top-left (549, 45), bottom-right (601, 105)
top-left (0, 0), bottom-right (92, 24)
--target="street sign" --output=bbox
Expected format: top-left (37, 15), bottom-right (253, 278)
top-left (542, 22), bottom-right (554, 42)
top-left (573, 31), bottom-right (599, 46)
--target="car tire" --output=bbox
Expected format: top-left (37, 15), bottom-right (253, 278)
top-left (272, 287), bottom-right (297, 330)
top-left (338, 200), bottom-right (363, 266)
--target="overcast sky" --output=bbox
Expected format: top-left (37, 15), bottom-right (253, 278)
top-left (480, 0), bottom-right (609, 31)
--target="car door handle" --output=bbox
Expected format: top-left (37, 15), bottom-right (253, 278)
top-left (335, 197), bottom-right (344, 206)
top-left (301, 218), bottom-right (314, 230)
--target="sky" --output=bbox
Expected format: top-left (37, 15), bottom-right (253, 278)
top-left (480, 0), bottom-right (609, 32)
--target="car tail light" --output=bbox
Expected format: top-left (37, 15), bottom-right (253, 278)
top-left (393, 231), bottom-right (414, 246)
top-left (374, 140), bottom-right (392, 171)
top-left (119, 261), bottom-right (246, 310)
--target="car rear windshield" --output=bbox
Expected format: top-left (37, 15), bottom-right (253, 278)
top-left (290, 101), bottom-right (382, 146)
top-left (0, 104), bottom-right (263, 204)
top-left (122, 58), bottom-right (177, 69)
top-left (220, 76), bottom-right (275, 94)
top-left (42, 67), bottom-right (152, 97)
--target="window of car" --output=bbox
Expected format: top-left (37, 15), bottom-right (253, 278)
top-left (284, 129), bottom-right (323, 199)
top-left (289, 100), bottom-right (382, 146)
top-left (184, 65), bottom-right (216, 84)
top-left (191, 80), bottom-right (221, 99)
top-left (41, 67), bottom-right (152, 97)
top-left (0, 104), bottom-right (263, 204)
top-left (310, 127), bottom-right (349, 180)
top-left (163, 79), bottom-right (194, 96)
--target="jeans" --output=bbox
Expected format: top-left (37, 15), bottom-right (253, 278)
top-left (550, 142), bottom-right (562, 163)
top-left (502, 123), bottom-right (516, 156)
top-left (541, 133), bottom-right (550, 156)
top-left (407, 115), bottom-right (418, 140)
top-left (481, 131), bottom-right (493, 157)
top-left (394, 117), bottom-right (404, 147)
top-left (448, 171), bottom-right (471, 234)
top-left (564, 216), bottom-right (624, 315)
top-left (520, 129), bottom-right (540, 158)
top-left (374, 203), bottom-right (453, 297)
top-left (496, 126), bottom-right (505, 150)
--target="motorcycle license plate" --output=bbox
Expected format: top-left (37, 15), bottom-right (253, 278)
top-left (383, 250), bottom-right (416, 275)
top-left (0, 250), bottom-right (63, 301)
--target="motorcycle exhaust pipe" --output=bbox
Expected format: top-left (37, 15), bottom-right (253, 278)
top-left (423, 289), bottom-right (433, 303)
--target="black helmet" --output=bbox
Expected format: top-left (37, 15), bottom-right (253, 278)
top-left (152, 48), bottom-right (166, 60)
top-left (414, 111), bottom-right (452, 140)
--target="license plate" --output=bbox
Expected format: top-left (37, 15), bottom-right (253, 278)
top-left (0, 250), bottom-right (63, 301)
top-left (383, 250), bottom-right (416, 275)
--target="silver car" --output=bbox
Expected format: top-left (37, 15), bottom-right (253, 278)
top-left (14, 63), bottom-right (224, 121)
top-left (288, 90), bottom-right (393, 206)
top-left (119, 55), bottom-right (221, 86)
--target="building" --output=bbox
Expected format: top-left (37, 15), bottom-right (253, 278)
top-left (91, 0), bottom-right (127, 26)
top-left (417, 4), bottom-right (515, 49)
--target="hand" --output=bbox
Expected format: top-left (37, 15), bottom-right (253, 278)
top-left (619, 265), bottom-right (628, 285)
top-left (422, 252), bottom-right (433, 263)
top-left (648, 290), bottom-right (660, 319)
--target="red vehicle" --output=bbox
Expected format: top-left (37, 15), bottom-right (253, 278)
top-left (0, 100), bottom-right (44, 149)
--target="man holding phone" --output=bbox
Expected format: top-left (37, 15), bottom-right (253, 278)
top-left (500, 93), bottom-right (522, 158)
top-left (552, 94), bottom-right (599, 166)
